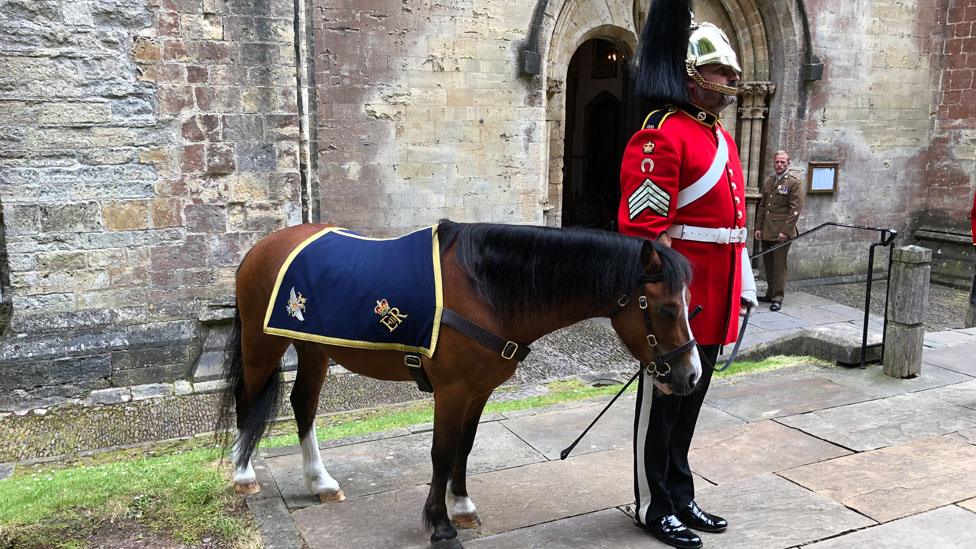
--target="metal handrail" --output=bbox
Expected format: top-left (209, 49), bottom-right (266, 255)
top-left (749, 222), bottom-right (898, 367)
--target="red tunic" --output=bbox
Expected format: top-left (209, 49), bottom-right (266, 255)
top-left (618, 105), bottom-right (747, 345)
top-left (970, 193), bottom-right (976, 245)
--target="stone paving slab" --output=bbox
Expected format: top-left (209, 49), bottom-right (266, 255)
top-left (463, 448), bottom-right (634, 536)
top-left (781, 436), bottom-right (976, 523)
top-left (466, 508), bottom-right (660, 548)
top-left (747, 311), bottom-right (811, 331)
top-left (924, 329), bottom-right (976, 349)
top-left (266, 421), bottom-right (545, 509)
top-left (923, 379), bottom-right (976, 411)
top-left (719, 329), bottom-right (794, 359)
top-left (814, 363), bottom-right (972, 399)
top-left (803, 505), bottom-right (976, 549)
top-left (706, 373), bottom-right (874, 421)
top-left (961, 499), bottom-right (976, 513)
top-left (262, 428), bottom-right (413, 459)
top-left (291, 484), bottom-right (446, 549)
top-left (923, 344), bottom-right (976, 377)
top-left (955, 428), bottom-right (976, 444)
top-left (246, 458), bottom-right (306, 549)
top-left (500, 395), bottom-right (743, 460)
top-left (780, 291), bottom-right (842, 308)
top-left (778, 305), bottom-right (863, 325)
top-left (692, 473), bottom-right (874, 548)
top-left (500, 400), bottom-right (633, 460)
top-left (777, 392), bottom-right (976, 451)
top-left (689, 420), bottom-right (850, 484)
top-left (818, 303), bottom-right (870, 322)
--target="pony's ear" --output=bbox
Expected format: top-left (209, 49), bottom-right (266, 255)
top-left (640, 240), bottom-right (661, 270)
top-left (657, 231), bottom-right (672, 248)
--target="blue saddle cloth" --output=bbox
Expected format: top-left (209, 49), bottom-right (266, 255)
top-left (263, 226), bottom-right (443, 357)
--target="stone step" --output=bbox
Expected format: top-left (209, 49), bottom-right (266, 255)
top-left (733, 322), bottom-right (883, 365)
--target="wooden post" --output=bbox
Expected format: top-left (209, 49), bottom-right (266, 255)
top-left (884, 245), bottom-right (931, 378)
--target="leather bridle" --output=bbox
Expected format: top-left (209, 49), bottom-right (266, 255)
top-left (613, 273), bottom-right (698, 383)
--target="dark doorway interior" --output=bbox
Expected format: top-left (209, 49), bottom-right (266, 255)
top-left (561, 39), bottom-right (643, 231)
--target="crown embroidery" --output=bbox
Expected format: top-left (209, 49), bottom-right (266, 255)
top-left (375, 298), bottom-right (408, 332)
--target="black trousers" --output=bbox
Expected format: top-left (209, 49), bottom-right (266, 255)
top-left (633, 344), bottom-right (720, 524)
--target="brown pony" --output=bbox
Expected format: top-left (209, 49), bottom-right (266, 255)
top-left (218, 220), bottom-right (699, 549)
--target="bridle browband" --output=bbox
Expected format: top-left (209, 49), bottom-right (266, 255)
top-left (612, 273), bottom-right (698, 383)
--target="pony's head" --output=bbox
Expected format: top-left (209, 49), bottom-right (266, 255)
top-left (611, 233), bottom-right (701, 396)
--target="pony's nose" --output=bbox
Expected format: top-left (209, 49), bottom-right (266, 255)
top-left (687, 372), bottom-right (697, 389)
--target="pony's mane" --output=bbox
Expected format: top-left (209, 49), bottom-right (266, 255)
top-left (437, 220), bottom-right (691, 322)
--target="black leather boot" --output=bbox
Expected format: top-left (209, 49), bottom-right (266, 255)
top-left (645, 514), bottom-right (702, 548)
top-left (677, 500), bottom-right (728, 533)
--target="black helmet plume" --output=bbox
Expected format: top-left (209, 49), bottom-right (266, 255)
top-left (634, 0), bottom-right (693, 104)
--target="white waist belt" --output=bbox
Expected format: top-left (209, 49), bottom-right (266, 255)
top-left (667, 224), bottom-right (748, 244)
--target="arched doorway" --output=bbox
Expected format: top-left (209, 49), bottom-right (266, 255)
top-left (560, 38), bottom-right (641, 230)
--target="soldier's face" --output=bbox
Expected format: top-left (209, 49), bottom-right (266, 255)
top-left (689, 64), bottom-right (739, 113)
top-left (774, 154), bottom-right (790, 175)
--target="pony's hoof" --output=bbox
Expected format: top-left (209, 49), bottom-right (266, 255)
top-left (452, 512), bottom-right (481, 529)
top-left (235, 482), bottom-right (260, 495)
top-left (430, 537), bottom-right (463, 549)
top-left (318, 489), bottom-right (346, 502)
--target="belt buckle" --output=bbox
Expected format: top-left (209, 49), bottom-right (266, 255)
top-left (717, 228), bottom-right (731, 245)
top-left (501, 341), bottom-right (519, 360)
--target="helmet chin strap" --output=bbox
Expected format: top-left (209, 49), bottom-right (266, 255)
top-left (685, 61), bottom-right (739, 96)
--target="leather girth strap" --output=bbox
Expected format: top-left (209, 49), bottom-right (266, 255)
top-left (404, 354), bottom-right (433, 393)
top-left (440, 308), bottom-right (532, 362)
top-left (403, 308), bottom-right (533, 393)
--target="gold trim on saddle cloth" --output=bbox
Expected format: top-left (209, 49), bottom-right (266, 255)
top-left (261, 225), bottom-right (445, 357)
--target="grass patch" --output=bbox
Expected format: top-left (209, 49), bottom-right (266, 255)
top-left (0, 449), bottom-right (258, 548)
top-left (713, 354), bottom-right (827, 378)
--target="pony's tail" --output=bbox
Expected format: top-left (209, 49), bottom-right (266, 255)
top-left (215, 307), bottom-right (281, 470)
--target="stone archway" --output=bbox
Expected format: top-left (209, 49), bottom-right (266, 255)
top-left (542, 1), bottom-right (639, 227)
top-left (537, 0), bottom-right (806, 227)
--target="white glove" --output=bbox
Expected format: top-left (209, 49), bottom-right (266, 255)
top-left (739, 247), bottom-right (758, 310)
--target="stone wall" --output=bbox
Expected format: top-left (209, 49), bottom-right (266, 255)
top-left (0, 0), bottom-right (303, 410)
top-left (783, 0), bottom-right (945, 280)
top-left (917, 0), bottom-right (976, 287)
top-left (312, 0), bottom-right (545, 235)
top-left (1, 0), bottom-right (973, 409)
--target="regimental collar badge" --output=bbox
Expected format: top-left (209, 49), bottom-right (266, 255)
top-left (286, 287), bottom-right (307, 321)
top-left (375, 298), bottom-right (409, 332)
top-left (643, 142), bottom-right (655, 155)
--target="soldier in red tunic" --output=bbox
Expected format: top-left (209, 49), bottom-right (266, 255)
top-left (617, 2), bottom-right (758, 547)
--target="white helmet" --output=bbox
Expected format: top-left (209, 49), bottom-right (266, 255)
top-left (685, 22), bottom-right (740, 96)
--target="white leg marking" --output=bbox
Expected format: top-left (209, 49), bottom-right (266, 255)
top-left (301, 426), bottom-right (341, 496)
top-left (683, 290), bottom-right (703, 385)
top-left (445, 479), bottom-right (477, 518)
top-left (231, 430), bottom-right (256, 486)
